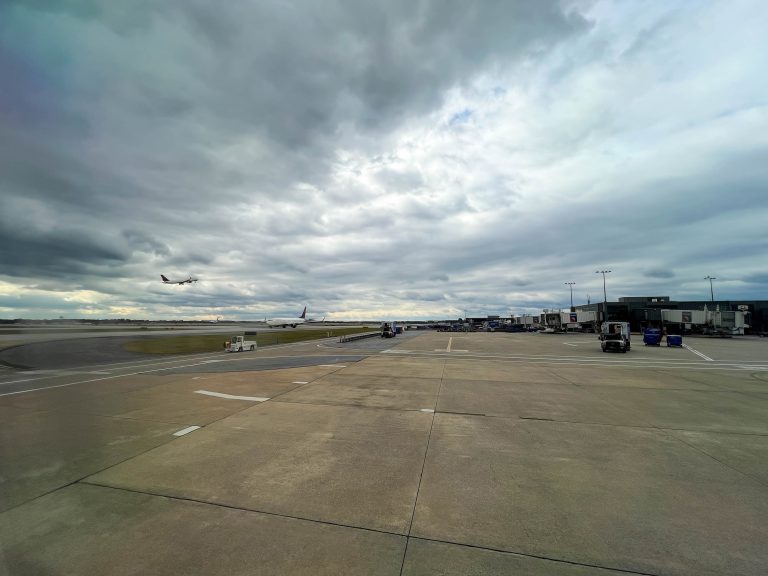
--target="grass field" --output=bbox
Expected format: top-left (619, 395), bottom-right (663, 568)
top-left (123, 327), bottom-right (376, 355)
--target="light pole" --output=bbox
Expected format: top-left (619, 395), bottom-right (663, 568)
top-left (704, 276), bottom-right (716, 303)
top-left (565, 282), bottom-right (575, 311)
top-left (595, 270), bottom-right (611, 322)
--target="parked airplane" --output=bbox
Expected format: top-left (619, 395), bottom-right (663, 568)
top-left (161, 274), bottom-right (198, 285)
top-left (265, 306), bottom-right (323, 328)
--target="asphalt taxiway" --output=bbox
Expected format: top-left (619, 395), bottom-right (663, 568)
top-left (1, 331), bottom-right (767, 575)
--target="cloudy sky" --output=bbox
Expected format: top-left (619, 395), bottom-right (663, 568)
top-left (1, 0), bottom-right (766, 321)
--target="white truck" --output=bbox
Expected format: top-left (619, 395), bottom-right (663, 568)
top-left (380, 322), bottom-right (396, 338)
top-left (226, 333), bottom-right (258, 352)
top-left (599, 322), bottom-right (631, 353)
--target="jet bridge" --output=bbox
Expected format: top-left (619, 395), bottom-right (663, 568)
top-left (662, 308), bottom-right (747, 335)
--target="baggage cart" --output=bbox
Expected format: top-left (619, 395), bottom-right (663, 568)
top-left (666, 334), bottom-right (683, 347)
top-left (643, 328), bottom-right (662, 346)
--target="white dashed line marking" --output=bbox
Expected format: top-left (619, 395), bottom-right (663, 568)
top-left (173, 426), bottom-right (201, 437)
top-left (194, 390), bottom-right (270, 402)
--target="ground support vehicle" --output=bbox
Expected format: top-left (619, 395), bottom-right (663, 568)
top-left (226, 333), bottom-right (258, 352)
top-left (381, 322), bottom-right (396, 338)
top-left (643, 328), bottom-right (662, 346)
top-left (600, 322), bottom-right (631, 353)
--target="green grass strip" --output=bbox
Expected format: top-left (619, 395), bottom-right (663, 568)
top-left (123, 327), bottom-right (376, 355)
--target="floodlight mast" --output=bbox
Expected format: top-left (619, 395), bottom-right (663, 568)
top-left (565, 282), bottom-right (575, 310)
top-left (704, 276), bottom-right (716, 303)
top-left (595, 270), bottom-right (611, 322)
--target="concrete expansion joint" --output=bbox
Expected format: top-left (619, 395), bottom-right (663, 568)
top-left (656, 426), bottom-right (768, 489)
top-left (77, 480), bottom-right (409, 538)
top-left (656, 426), bottom-right (768, 437)
top-left (405, 536), bottom-right (665, 576)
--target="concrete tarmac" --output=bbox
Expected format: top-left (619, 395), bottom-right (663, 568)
top-left (1, 331), bottom-right (767, 575)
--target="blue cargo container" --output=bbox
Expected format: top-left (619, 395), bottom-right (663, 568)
top-left (643, 328), bottom-right (662, 346)
top-left (667, 334), bottom-right (683, 347)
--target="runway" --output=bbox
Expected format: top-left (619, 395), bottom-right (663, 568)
top-left (1, 330), bottom-right (767, 575)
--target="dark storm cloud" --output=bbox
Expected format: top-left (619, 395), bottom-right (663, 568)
top-left (121, 229), bottom-right (170, 257)
top-left (644, 269), bottom-right (675, 279)
top-left (2, 0), bottom-right (582, 199)
top-left (743, 273), bottom-right (768, 285)
top-left (2, 1), bottom-right (766, 320)
top-left (172, 0), bottom-right (586, 145)
top-left (0, 204), bottom-right (127, 280)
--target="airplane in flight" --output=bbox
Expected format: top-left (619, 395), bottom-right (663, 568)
top-left (265, 306), bottom-right (323, 328)
top-left (160, 274), bottom-right (198, 285)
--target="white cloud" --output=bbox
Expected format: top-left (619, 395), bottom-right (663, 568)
top-left (1, 1), bottom-right (766, 319)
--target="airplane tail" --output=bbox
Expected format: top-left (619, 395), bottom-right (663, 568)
top-left (161, 274), bottom-right (169, 282)
top-left (300, 306), bottom-right (307, 319)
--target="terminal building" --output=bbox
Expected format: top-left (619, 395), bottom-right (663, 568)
top-left (574, 296), bottom-right (768, 334)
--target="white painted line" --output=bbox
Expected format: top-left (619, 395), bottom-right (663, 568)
top-left (378, 349), bottom-right (768, 372)
top-left (683, 344), bottom-right (714, 362)
top-left (1, 378), bottom-right (44, 385)
top-left (564, 343), bottom-right (578, 347)
top-left (292, 381), bottom-right (309, 384)
top-left (0, 353), bottom-right (363, 397)
top-left (433, 340), bottom-right (467, 353)
top-left (194, 390), bottom-right (270, 402)
top-left (318, 364), bottom-right (347, 368)
top-left (173, 426), bottom-right (201, 437)
top-left (419, 408), bottom-right (435, 413)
